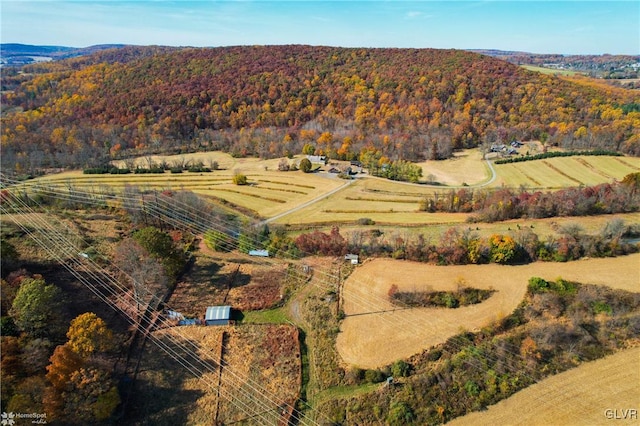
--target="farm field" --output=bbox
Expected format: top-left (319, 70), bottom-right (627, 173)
top-left (19, 156), bottom-right (345, 219)
top-left (492, 155), bottom-right (640, 188)
top-left (10, 150), bottom-right (638, 226)
top-left (337, 253), bottom-right (640, 368)
top-left (415, 149), bottom-right (490, 186)
top-left (449, 346), bottom-right (640, 426)
top-left (271, 177), bottom-right (470, 225)
top-left (521, 64), bottom-right (580, 76)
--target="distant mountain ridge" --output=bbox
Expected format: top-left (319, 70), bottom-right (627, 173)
top-left (0, 43), bottom-right (128, 66)
top-left (470, 49), bottom-right (640, 79)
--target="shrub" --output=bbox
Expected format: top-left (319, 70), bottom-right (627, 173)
top-left (387, 401), bottom-right (415, 426)
top-left (204, 229), bottom-right (234, 252)
top-left (391, 360), bottom-right (411, 377)
top-left (364, 369), bottom-right (385, 383)
top-left (591, 301), bottom-right (613, 315)
top-left (232, 173), bottom-right (248, 185)
top-left (299, 158), bottom-right (312, 173)
top-left (528, 277), bottom-right (551, 293)
top-left (357, 217), bottom-right (375, 225)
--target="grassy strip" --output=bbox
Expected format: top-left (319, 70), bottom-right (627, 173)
top-left (258, 179), bottom-right (316, 189)
top-left (240, 308), bottom-right (290, 324)
top-left (542, 160), bottom-right (583, 185)
top-left (213, 188), bottom-right (287, 203)
top-left (322, 209), bottom-right (410, 214)
top-left (312, 383), bottom-right (380, 405)
top-left (614, 157), bottom-right (640, 170)
top-left (364, 188), bottom-right (434, 197)
top-left (574, 157), bottom-right (614, 179)
top-left (345, 196), bottom-right (422, 203)
top-left (257, 186), bottom-right (309, 195)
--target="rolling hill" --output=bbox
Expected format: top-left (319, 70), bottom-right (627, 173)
top-left (1, 45), bottom-right (639, 174)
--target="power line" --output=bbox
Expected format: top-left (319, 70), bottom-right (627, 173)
top-left (0, 196), bottom-right (316, 426)
top-left (1, 176), bottom-right (624, 424)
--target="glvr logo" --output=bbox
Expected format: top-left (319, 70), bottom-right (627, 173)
top-left (1, 412), bottom-right (15, 426)
top-left (605, 409), bottom-right (638, 420)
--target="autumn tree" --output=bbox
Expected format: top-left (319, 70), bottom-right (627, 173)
top-left (46, 344), bottom-right (84, 391)
top-left (65, 368), bottom-right (120, 422)
top-left (66, 313), bottom-right (114, 358)
top-left (299, 157), bottom-right (312, 173)
top-left (10, 278), bottom-right (64, 338)
top-left (302, 143), bottom-right (316, 155)
top-left (113, 238), bottom-right (169, 311)
top-left (132, 226), bottom-right (186, 281)
top-left (489, 234), bottom-right (519, 264)
top-left (45, 323), bottom-right (120, 422)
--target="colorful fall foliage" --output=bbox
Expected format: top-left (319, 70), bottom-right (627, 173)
top-left (2, 46), bottom-right (639, 173)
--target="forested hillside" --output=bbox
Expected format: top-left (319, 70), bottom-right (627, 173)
top-left (1, 45), bottom-right (639, 173)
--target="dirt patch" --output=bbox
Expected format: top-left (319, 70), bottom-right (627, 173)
top-left (448, 346), bottom-right (640, 426)
top-left (337, 254), bottom-right (640, 368)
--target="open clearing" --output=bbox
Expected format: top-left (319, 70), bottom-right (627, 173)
top-left (336, 254), bottom-right (640, 368)
top-left (449, 346), bottom-right (640, 426)
top-left (132, 324), bottom-right (301, 425)
top-left (416, 149), bottom-right (490, 186)
top-left (521, 64), bottom-right (580, 76)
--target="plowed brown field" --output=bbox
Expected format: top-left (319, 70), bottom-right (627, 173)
top-left (337, 254), bottom-right (640, 368)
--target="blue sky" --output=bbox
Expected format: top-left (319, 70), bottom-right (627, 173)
top-left (1, 1), bottom-right (638, 54)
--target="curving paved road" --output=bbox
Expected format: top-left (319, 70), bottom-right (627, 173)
top-left (259, 178), bottom-right (355, 225)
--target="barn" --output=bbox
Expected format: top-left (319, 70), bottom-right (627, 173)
top-left (205, 306), bottom-right (231, 326)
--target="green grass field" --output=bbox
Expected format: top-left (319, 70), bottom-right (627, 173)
top-left (493, 155), bottom-right (640, 188)
top-left (521, 65), bottom-right (580, 76)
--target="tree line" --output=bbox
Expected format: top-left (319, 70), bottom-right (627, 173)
top-left (419, 173), bottom-right (640, 221)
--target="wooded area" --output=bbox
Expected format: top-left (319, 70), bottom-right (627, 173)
top-left (2, 46), bottom-right (639, 175)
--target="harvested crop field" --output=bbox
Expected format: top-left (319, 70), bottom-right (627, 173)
top-left (449, 346), bottom-right (640, 426)
top-left (492, 155), bottom-right (640, 188)
top-left (337, 254), bottom-right (640, 368)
